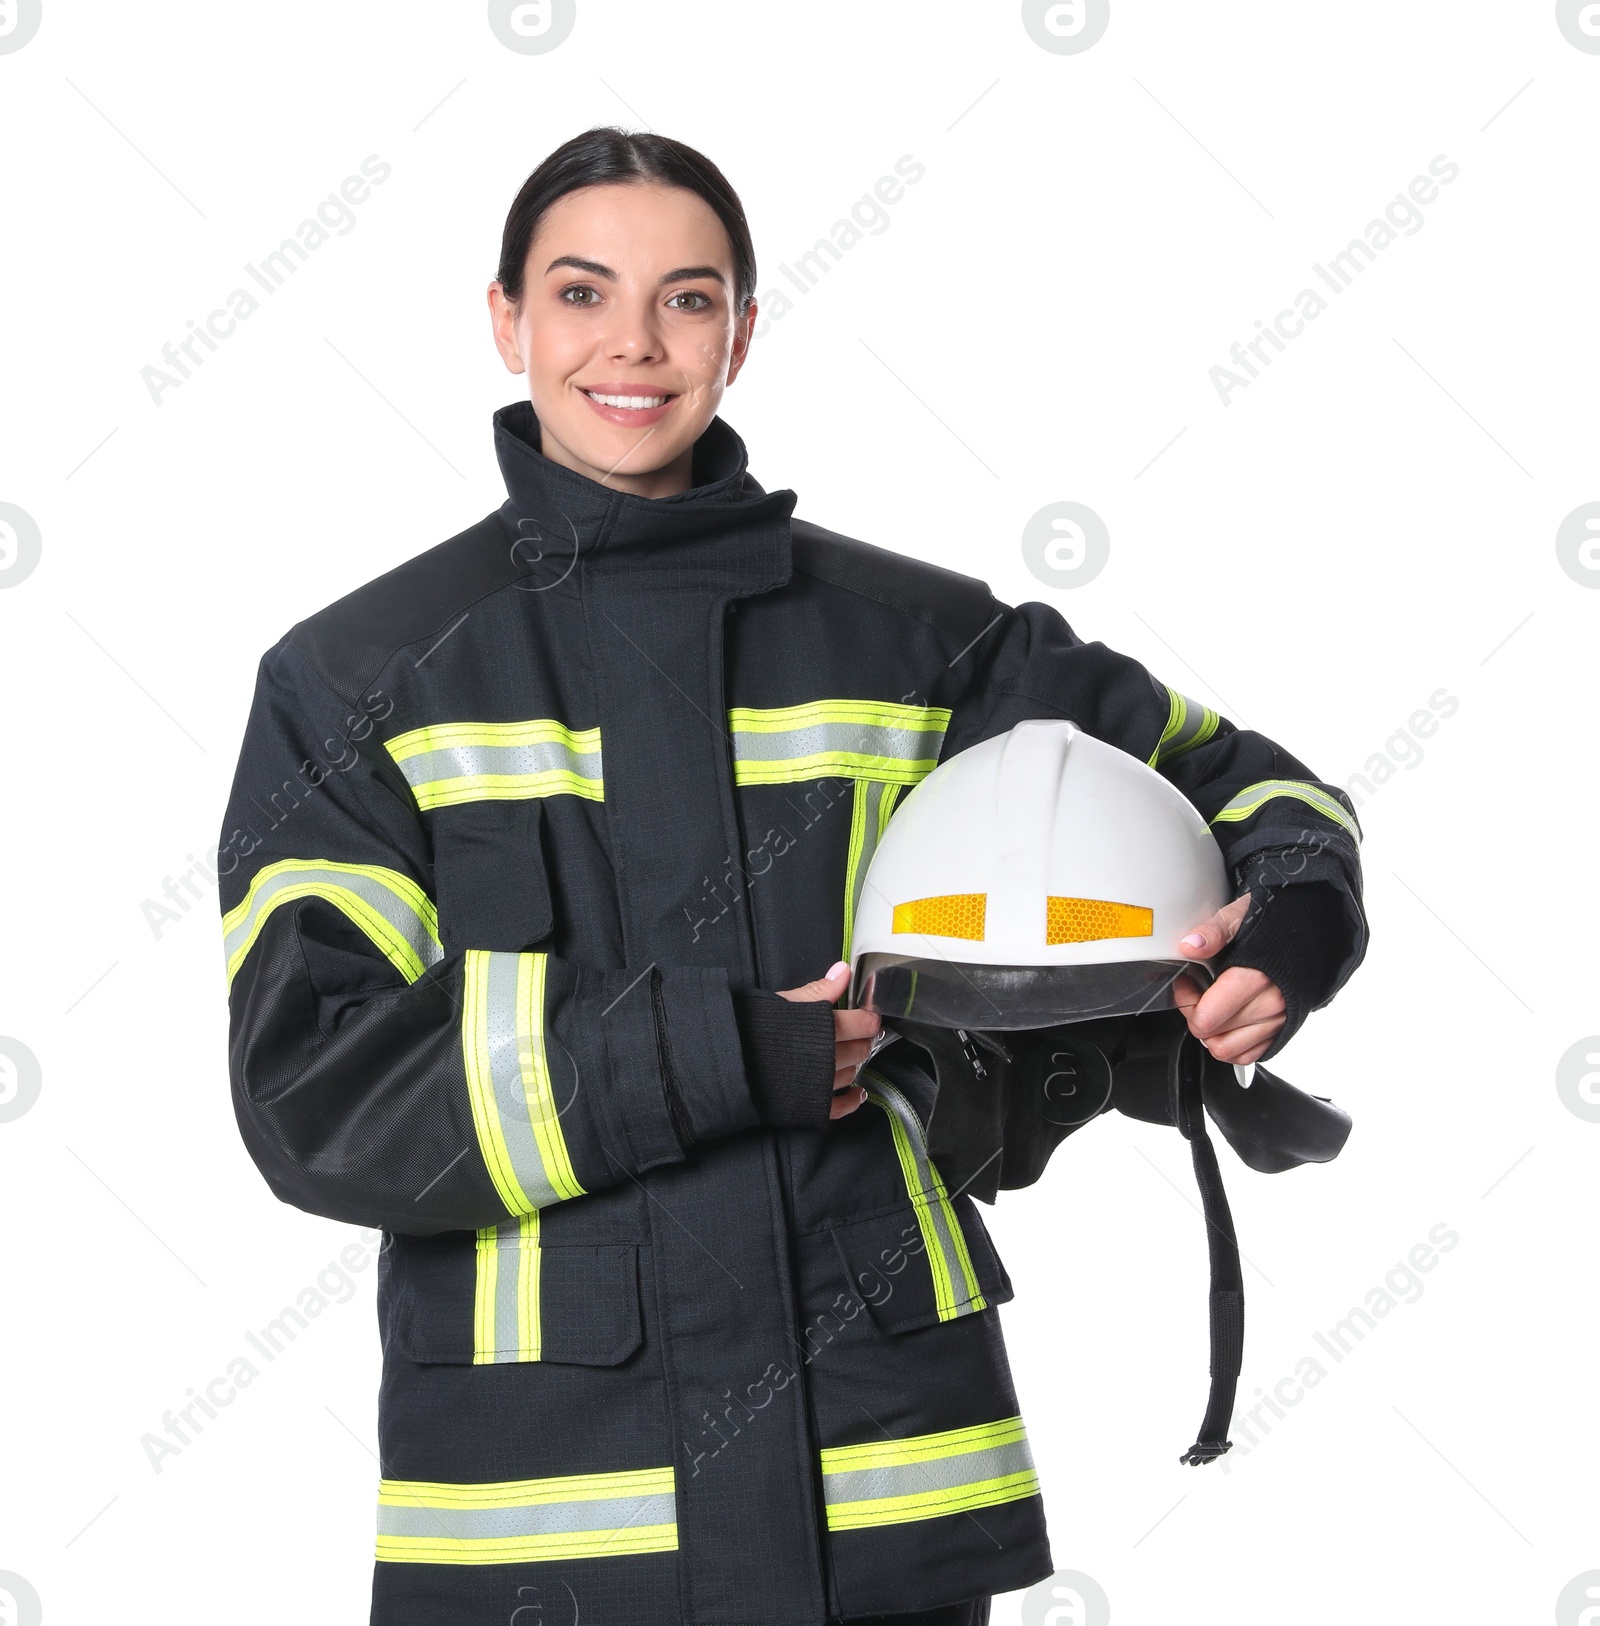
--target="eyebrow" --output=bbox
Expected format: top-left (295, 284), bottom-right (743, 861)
top-left (543, 255), bottom-right (727, 288)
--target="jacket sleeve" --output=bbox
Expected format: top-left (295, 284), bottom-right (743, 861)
top-left (951, 598), bottom-right (1369, 1052)
top-left (219, 641), bottom-right (787, 1236)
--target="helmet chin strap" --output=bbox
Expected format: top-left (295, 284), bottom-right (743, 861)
top-left (886, 1007), bottom-right (1353, 1467)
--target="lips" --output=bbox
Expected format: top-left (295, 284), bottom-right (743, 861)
top-left (578, 383), bottom-right (679, 428)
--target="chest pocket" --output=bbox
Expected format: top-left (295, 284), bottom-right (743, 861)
top-left (429, 800), bottom-right (555, 956)
top-left (725, 700), bottom-right (952, 960)
top-left (385, 715), bottom-right (604, 956)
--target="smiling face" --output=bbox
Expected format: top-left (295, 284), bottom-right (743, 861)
top-left (488, 180), bottom-right (757, 498)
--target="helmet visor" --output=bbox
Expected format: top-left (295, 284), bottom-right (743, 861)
top-left (853, 954), bottom-right (1212, 1030)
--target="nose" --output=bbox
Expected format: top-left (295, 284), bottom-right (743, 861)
top-left (601, 292), bottom-right (663, 365)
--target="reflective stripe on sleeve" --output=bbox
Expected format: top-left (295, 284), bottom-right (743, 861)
top-left (462, 951), bottom-right (585, 1215)
top-left (1148, 684), bottom-right (1220, 769)
top-left (221, 859), bottom-right (442, 987)
top-left (862, 1073), bottom-right (986, 1323)
top-left (474, 1210), bottom-right (541, 1363)
top-left (821, 1416), bottom-right (1038, 1532)
top-left (384, 719), bottom-right (603, 811)
top-left (1209, 779), bottom-right (1362, 843)
top-left (375, 1466), bottom-right (678, 1565)
top-left (728, 700), bottom-right (950, 786)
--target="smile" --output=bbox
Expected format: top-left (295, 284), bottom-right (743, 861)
top-left (583, 390), bottom-right (673, 410)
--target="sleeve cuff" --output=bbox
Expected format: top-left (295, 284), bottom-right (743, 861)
top-left (1218, 880), bottom-right (1352, 1063)
top-left (651, 967), bottom-right (764, 1147)
top-left (730, 990), bottom-right (838, 1131)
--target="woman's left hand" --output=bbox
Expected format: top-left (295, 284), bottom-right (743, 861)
top-left (1171, 894), bottom-right (1286, 1066)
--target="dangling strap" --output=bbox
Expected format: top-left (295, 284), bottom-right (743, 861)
top-left (1176, 1047), bottom-right (1244, 1466)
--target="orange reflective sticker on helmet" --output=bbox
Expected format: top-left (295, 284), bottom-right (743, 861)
top-left (1046, 897), bottom-right (1153, 944)
top-left (892, 894), bottom-right (987, 941)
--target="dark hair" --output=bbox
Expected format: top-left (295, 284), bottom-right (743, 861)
top-left (496, 126), bottom-right (757, 316)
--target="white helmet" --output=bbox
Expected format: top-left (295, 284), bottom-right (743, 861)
top-left (848, 719), bottom-right (1229, 1029)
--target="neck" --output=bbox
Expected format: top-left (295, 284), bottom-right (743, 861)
top-left (537, 424), bottom-right (696, 499)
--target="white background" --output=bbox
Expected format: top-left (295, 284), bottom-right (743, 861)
top-left (0, 2), bottom-right (1593, 1622)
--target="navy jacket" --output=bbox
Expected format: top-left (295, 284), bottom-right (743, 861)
top-left (219, 401), bottom-right (1367, 1624)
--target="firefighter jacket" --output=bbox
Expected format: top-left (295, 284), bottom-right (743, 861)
top-left (219, 400), bottom-right (1368, 1625)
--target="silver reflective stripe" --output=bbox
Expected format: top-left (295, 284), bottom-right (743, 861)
top-left (728, 701), bottom-right (951, 786)
top-left (1210, 778), bottom-right (1362, 842)
top-left (475, 1212), bottom-right (540, 1364)
top-left (822, 1439), bottom-right (1036, 1508)
top-left (479, 953), bottom-right (564, 1209)
top-left (734, 719), bottom-right (939, 768)
top-left (221, 860), bottom-right (442, 987)
top-left (377, 1493), bottom-right (676, 1541)
top-left (843, 779), bottom-right (901, 961)
top-left (863, 1073), bottom-right (987, 1321)
top-left (397, 738), bottom-right (603, 795)
top-left (1150, 686), bottom-right (1220, 768)
top-left (383, 720), bottom-right (603, 810)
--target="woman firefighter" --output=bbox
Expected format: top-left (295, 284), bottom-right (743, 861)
top-left (218, 126), bottom-right (1366, 1625)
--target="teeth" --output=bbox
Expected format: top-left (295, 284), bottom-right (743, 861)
top-left (586, 391), bottom-right (669, 410)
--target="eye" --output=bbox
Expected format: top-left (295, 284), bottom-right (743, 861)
top-left (667, 289), bottom-right (713, 312)
top-left (559, 285), bottom-right (600, 307)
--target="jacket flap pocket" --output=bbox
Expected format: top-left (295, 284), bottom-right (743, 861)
top-left (430, 799), bottom-right (554, 955)
top-left (829, 1197), bottom-right (1013, 1338)
top-left (386, 1232), bottom-right (642, 1368)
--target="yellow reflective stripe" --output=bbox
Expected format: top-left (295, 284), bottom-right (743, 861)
top-left (462, 952), bottom-right (585, 1216)
top-left (864, 1074), bottom-right (986, 1322)
top-left (1148, 685), bottom-right (1220, 769)
top-left (221, 859), bottom-right (441, 986)
top-left (825, 1470), bottom-right (1039, 1532)
top-left (841, 779), bottom-right (904, 962)
top-left (473, 1211), bottom-right (542, 1364)
top-left (385, 719), bottom-right (602, 761)
top-left (519, 1212), bottom-right (541, 1361)
top-left (823, 1415), bottom-right (1028, 1474)
top-left (820, 1416), bottom-right (1038, 1532)
top-left (409, 771), bottom-right (603, 811)
top-left (728, 700), bottom-right (950, 786)
top-left (473, 1225), bottom-right (498, 1362)
top-left (734, 750), bottom-right (938, 786)
top-left (376, 1526), bottom-right (680, 1565)
top-left (728, 699), bottom-right (951, 733)
top-left (520, 954), bottom-right (583, 1202)
top-left (381, 1467), bottom-right (674, 1509)
top-left (1210, 779), bottom-right (1362, 842)
top-left (384, 718), bottom-right (604, 811)
top-left (376, 1466), bottom-right (678, 1566)
top-left (462, 952), bottom-right (522, 1211)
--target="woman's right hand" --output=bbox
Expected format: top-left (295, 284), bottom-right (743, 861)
top-left (776, 961), bottom-right (879, 1119)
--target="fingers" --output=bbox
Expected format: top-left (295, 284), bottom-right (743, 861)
top-left (1189, 966), bottom-right (1282, 1036)
top-left (776, 960), bottom-right (852, 1003)
top-left (829, 1084), bottom-right (868, 1119)
top-left (1184, 965), bottom-right (1285, 1063)
top-left (769, 961), bottom-right (880, 1122)
top-left (1177, 893), bottom-right (1252, 961)
top-left (834, 1007), bottom-right (881, 1042)
top-left (833, 1036), bottom-right (877, 1075)
top-left (1192, 1019), bottom-right (1282, 1066)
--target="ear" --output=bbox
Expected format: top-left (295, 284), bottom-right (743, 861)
top-left (725, 297), bottom-right (759, 386)
top-left (487, 281), bottom-right (527, 376)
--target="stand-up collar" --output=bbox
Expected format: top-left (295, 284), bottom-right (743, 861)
top-left (492, 399), bottom-right (795, 595)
